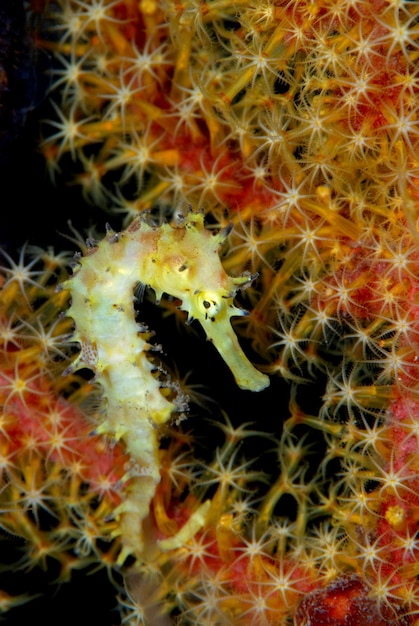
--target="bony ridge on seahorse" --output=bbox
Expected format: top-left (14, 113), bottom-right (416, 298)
top-left (60, 208), bottom-right (269, 562)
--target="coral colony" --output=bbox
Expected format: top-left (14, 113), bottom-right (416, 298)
top-left (1, 0), bottom-right (419, 623)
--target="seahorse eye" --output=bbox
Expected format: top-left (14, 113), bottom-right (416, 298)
top-left (201, 295), bottom-right (220, 319)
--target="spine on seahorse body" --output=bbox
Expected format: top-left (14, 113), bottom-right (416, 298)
top-left (61, 210), bottom-right (269, 561)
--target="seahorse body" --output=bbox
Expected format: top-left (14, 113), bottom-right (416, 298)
top-left (62, 210), bottom-right (269, 561)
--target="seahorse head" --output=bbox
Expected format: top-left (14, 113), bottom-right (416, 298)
top-left (128, 211), bottom-right (270, 392)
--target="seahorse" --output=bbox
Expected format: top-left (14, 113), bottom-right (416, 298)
top-left (60, 209), bottom-right (269, 562)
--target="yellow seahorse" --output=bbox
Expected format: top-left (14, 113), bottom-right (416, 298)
top-left (61, 210), bottom-right (269, 562)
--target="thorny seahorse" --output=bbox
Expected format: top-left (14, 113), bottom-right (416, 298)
top-left (60, 209), bottom-right (269, 562)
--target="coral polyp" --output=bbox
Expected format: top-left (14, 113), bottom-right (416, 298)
top-left (1, 0), bottom-right (419, 623)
